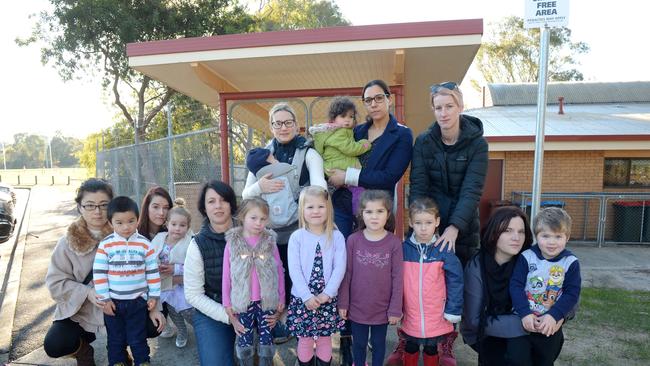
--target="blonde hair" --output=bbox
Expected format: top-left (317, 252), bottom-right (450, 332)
top-left (298, 186), bottom-right (334, 245)
top-left (236, 197), bottom-right (270, 224)
top-left (269, 103), bottom-right (297, 124)
top-left (533, 207), bottom-right (572, 238)
top-left (430, 87), bottom-right (464, 111)
top-left (167, 197), bottom-right (191, 226)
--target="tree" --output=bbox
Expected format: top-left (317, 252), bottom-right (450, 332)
top-left (50, 131), bottom-right (82, 167)
top-left (6, 134), bottom-right (46, 169)
top-left (18, 0), bottom-right (256, 140)
top-left (253, 0), bottom-right (350, 31)
top-left (476, 16), bottom-right (589, 83)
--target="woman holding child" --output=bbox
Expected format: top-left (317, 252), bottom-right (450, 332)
top-left (242, 103), bottom-right (327, 342)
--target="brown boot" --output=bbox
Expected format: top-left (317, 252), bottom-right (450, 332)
top-left (74, 338), bottom-right (96, 366)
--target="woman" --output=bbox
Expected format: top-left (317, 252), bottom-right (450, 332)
top-left (138, 186), bottom-right (173, 241)
top-left (328, 79), bottom-right (413, 239)
top-left (242, 103), bottom-right (327, 342)
top-left (138, 186), bottom-right (175, 337)
top-left (327, 80), bottom-right (413, 366)
top-left (44, 178), bottom-right (165, 365)
top-left (185, 180), bottom-right (272, 365)
top-left (461, 206), bottom-right (535, 365)
top-left (409, 81), bottom-right (488, 266)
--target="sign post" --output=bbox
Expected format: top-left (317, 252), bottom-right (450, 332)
top-left (524, 0), bottom-right (569, 222)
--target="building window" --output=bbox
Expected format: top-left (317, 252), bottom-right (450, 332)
top-left (604, 158), bottom-right (650, 187)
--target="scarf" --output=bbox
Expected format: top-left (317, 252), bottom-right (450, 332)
top-left (272, 135), bottom-right (307, 164)
top-left (480, 250), bottom-right (516, 316)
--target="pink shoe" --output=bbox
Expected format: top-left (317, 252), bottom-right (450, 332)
top-left (437, 331), bottom-right (457, 366)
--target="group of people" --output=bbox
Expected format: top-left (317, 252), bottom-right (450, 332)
top-left (43, 79), bottom-right (581, 366)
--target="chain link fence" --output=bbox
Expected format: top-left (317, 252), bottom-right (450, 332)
top-left (512, 192), bottom-right (650, 246)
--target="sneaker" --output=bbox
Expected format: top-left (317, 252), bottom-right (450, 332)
top-left (160, 322), bottom-right (175, 338)
top-left (272, 322), bottom-right (294, 344)
top-left (175, 332), bottom-right (188, 348)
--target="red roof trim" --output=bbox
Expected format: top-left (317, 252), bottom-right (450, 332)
top-left (126, 19), bottom-right (483, 57)
top-left (487, 135), bottom-right (650, 143)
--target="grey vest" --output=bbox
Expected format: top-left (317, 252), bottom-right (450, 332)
top-left (226, 227), bottom-right (280, 313)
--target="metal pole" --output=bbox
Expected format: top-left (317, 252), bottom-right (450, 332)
top-left (166, 104), bottom-right (176, 199)
top-left (219, 97), bottom-right (230, 184)
top-left (2, 142), bottom-right (6, 170)
top-left (530, 26), bottom-right (551, 223)
top-left (134, 121), bottom-right (141, 203)
top-left (48, 137), bottom-right (53, 169)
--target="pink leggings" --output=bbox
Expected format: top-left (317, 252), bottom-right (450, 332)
top-left (297, 336), bottom-right (332, 362)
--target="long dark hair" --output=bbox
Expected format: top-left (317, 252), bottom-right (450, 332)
top-left (480, 206), bottom-right (533, 256)
top-left (138, 186), bottom-right (173, 239)
top-left (361, 79), bottom-right (391, 124)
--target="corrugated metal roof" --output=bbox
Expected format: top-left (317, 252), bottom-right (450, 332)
top-left (486, 81), bottom-right (650, 106)
top-left (466, 102), bottom-right (650, 137)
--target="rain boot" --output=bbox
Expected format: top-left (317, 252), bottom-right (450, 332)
top-left (402, 351), bottom-right (419, 366)
top-left (315, 356), bottom-right (332, 366)
top-left (437, 331), bottom-right (457, 366)
top-left (423, 353), bottom-right (439, 366)
top-left (298, 356), bottom-right (315, 366)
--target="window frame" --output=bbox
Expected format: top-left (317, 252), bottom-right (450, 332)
top-left (604, 158), bottom-right (650, 188)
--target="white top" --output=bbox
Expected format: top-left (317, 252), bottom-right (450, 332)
top-left (242, 148), bottom-right (327, 198)
top-left (183, 239), bottom-right (229, 324)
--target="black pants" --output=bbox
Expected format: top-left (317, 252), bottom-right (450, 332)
top-left (507, 330), bottom-right (564, 366)
top-left (478, 336), bottom-right (507, 366)
top-left (44, 318), bottom-right (96, 358)
top-left (146, 302), bottom-right (169, 338)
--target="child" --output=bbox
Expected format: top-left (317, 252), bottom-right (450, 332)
top-left (509, 207), bottom-right (581, 366)
top-left (222, 197), bottom-right (285, 366)
top-left (151, 197), bottom-right (194, 348)
top-left (401, 198), bottom-right (463, 366)
top-left (338, 190), bottom-right (404, 366)
top-left (246, 147), bottom-right (300, 228)
top-left (286, 186), bottom-right (347, 366)
top-left (309, 97), bottom-right (370, 216)
top-left (93, 196), bottom-right (160, 366)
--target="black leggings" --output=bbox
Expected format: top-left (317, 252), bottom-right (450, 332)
top-left (44, 318), bottom-right (96, 358)
top-left (44, 304), bottom-right (168, 359)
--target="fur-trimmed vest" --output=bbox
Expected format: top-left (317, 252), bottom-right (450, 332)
top-left (226, 227), bottom-right (279, 313)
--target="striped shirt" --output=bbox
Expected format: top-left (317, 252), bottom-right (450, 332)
top-left (93, 231), bottom-right (161, 301)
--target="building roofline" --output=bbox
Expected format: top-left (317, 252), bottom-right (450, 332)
top-left (126, 19), bottom-right (483, 57)
top-left (487, 135), bottom-right (650, 143)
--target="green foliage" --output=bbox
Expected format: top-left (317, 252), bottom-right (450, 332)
top-left (254, 0), bottom-right (350, 31)
top-left (5, 132), bottom-right (81, 169)
top-left (18, 0), bottom-right (256, 138)
top-left (476, 16), bottom-right (589, 83)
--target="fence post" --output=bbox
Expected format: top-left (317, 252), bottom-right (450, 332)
top-left (52, 176), bottom-right (55, 185)
top-left (68, 176), bottom-right (71, 185)
top-left (35, 176), bottom-right (38, 185)
top-left (17, 175), bottom-right (20, 185)
top-left (166, 104), bottom-right (175, 199)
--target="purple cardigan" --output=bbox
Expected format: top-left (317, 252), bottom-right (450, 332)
top-left (287, 228), bottom-right (347, 302)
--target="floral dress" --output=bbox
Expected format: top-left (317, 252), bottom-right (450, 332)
top-left (287, 243), bottom-right (345, 337)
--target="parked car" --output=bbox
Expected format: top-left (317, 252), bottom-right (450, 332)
top-left (0, 192), bottom-right (16, 243)
top-left (0, 183), bottom-right (16, 205)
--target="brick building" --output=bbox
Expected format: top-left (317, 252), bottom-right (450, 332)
top-left (470, 81), bottom-right (650, 243)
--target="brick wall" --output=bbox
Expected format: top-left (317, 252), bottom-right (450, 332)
top-left (503, 151), bottom-right (604, 241)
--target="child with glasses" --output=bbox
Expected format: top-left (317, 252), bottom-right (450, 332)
top-left (309, 97), bottom-right (371, 217)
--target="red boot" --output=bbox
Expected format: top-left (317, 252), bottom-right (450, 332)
top-left (384, 328), bottom-right (406, 366)
top-left (423, 353), bottom-right (439, 366)
top-left (402, 351), bottom-right (419, 366)
top-left (437, 331), bottom-right (457, 366)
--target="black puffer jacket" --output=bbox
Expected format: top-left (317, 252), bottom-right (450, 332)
top-left (409, 114), bottom-right (488, 250)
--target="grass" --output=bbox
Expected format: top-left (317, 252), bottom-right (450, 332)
top-left (558, 287), bottom-right (650, 365)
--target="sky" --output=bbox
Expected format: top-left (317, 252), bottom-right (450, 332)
top-left (1, 0), bottom-right (649, 142)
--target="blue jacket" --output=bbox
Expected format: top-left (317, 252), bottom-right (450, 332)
top-left (354, 114), bottom-right (413, 191)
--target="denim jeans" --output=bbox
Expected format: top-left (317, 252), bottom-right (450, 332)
top-left (193, 310), bottom-right (236, 366)
top-left (104, 298), bottom-right (149, 366)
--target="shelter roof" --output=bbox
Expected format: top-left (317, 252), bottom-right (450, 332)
top-left (127, 19), bottom-right (483, 135)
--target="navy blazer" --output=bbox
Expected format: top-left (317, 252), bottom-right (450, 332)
top-left (353, 114), bottom-right (413, 191)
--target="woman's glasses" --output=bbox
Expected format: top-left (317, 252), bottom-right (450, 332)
top-left (271, 119), bottom-right (296, 129)
top-left (430, 82), bottom-right (459, 93)
top-left (362, 93), bottom-right (389, 106)
top-left (81, 203), bottom-right (109, 211)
